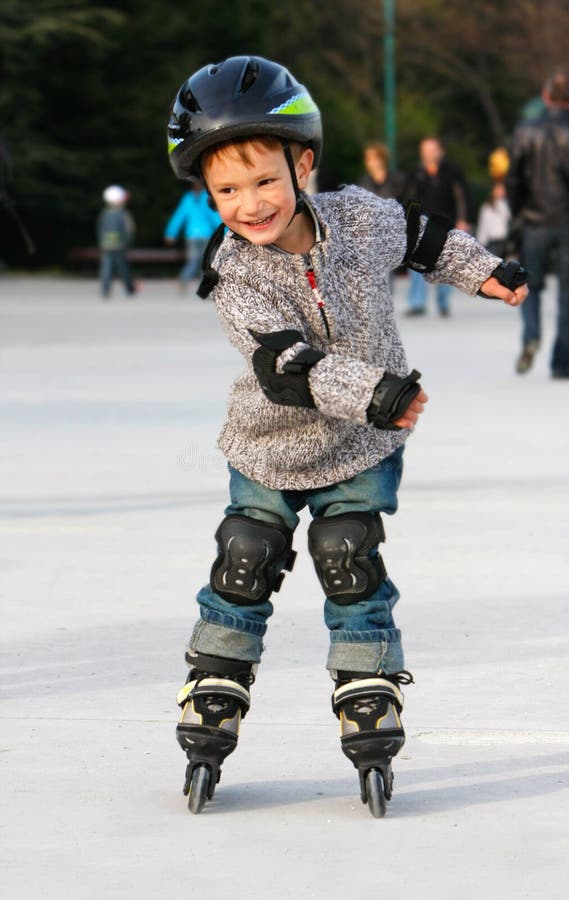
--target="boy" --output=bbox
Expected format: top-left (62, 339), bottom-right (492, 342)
top-left (97, 185), bottom-right (136, 298)
top-left (167, 56), bottom-right (528, 816)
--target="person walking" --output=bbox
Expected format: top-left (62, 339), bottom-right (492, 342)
top-left (403, 137), bottom-right (473, 317)
top-left (164, 178), bottom-right (221, 290)
top-left (97, 185), bottom-right (136, 298)
top-left (507, 69), bottom-right (569, 377)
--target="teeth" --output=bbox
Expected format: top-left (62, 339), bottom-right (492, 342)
top-left (250, 215), bottom-right (272, 225)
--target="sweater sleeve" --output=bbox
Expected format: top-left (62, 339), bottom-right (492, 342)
top-left (308, 353), bottom-right (384, 424)
top-left (214, 274), bottom-right (385, 426)
top-left (422, 221), bottom-right (502, 294)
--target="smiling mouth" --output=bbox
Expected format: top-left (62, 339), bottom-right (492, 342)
top-left (244, 213), bottom-right (276, 227)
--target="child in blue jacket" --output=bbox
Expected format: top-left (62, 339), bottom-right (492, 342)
top-left (164, 177), bottom-right (221, 286)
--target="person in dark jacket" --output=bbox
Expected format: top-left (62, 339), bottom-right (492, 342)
top-left (403, 137), bottom-right (472, 316)
top-left (507, 69), bottom-right (569, 377)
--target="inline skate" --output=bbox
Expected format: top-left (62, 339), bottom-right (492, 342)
top-left (332, 670), bottom-right (413, 818)
top-left (176, 651), bottom-right (255, 813)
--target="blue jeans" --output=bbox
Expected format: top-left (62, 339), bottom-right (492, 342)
top-left (520, 224), bottom-right (569, 373)
top-left (180, 238), bottom-right (208, 281)
top-left (408, 268), bottom-right (451, 314)
top-left (189, 447), bottom-right (405, 675)
top-left (100, 250), bottom-right (134, 296)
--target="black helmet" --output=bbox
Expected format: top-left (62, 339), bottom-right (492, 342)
top-left (167, 55), bottom-right (322, 181)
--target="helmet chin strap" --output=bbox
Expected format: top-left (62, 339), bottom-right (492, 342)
top-left (282, 143), bottom-right (306, 221)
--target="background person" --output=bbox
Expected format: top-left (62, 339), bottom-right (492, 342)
top-left (403, 137), bottom-right (473, 317)
top-left (360, 141), bottom-right (405, 201)
top-left (164, 177), bottom-right (221, 291)
top-left (477, 181), bottom-right (511, 258)
top-left (96, 185), bottom-right (136, 299)
top-left (507, 68), bottom-right (569, 377)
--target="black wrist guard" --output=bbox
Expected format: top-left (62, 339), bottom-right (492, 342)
top-left (367, 369), bottom-right (422, 430)
top-left (477, 260), bottom-right (529, 298)
top-left (249, 329), bottom-right (325, 408)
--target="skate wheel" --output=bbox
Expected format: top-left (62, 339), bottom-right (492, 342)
top-left (365, 769), bottom-right (387, 818)
top-left (187, 765), bottom-right (211, 814)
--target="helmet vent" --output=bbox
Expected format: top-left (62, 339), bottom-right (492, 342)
top-left (240, 60), bottom-right (259, 94)
top-left (183, 89), bottom-right (201, 113)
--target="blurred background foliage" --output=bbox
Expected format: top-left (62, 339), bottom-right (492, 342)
top-left (1, 0), bottom-right (568, 267)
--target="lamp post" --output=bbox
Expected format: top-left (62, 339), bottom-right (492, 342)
top-left (383, 0), bottom-right (397, 167)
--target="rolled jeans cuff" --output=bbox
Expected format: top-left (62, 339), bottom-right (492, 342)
top-left (189, 618), bottom-right (264, 663)
top-left (326, 628), bottom-right (403, 675)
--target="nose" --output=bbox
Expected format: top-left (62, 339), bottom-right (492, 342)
top-left (240, 187), bottom-right (263, 217)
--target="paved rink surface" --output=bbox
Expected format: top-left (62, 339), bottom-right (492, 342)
top-left (1, 274), bottom-right (568, 899)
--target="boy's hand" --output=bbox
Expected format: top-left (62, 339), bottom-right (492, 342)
top-left (479, 276), bottom-right (528, 306)
top-left (392, 388), bottom-right (429, 428)
top-left (367, 370), bottom-right (427, 430)
top-left (478, 260), bottom-right (529, 307)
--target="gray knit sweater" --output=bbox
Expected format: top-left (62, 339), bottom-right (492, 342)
top-left (211, 186), bottom-right (500, 490)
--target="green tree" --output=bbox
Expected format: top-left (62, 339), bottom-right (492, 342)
top-left (2, 0), bottom-right (568, 267)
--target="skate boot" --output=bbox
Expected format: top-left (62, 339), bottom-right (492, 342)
top-left (176, 651), bottom-right (255, 813)
top-left (332, 670), bottom-right (414, 818)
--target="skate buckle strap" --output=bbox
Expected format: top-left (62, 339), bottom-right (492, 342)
top-left (176, 677), bottom-right (251, 709)
top-left (176, 680), bottom-right (196, 707)
top-left (332, 677), bottom-right (404, 715)
top-left (184, 651), bottom-right (255, 681)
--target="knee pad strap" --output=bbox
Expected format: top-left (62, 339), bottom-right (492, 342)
top-left (211, 515), bottom-right (295, 605)
top-left (308, 512), bottom-right (386, 604)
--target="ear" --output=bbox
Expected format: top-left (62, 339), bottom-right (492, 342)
top-left (295, 148), bottom-right (315, 189)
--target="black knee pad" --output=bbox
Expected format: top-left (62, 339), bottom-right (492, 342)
top-left (307, 512), bottom-right (386, 605)
top-left (211, 515), bottom-right (296, 605)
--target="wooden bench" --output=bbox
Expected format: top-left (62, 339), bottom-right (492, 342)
top-left (68, 246), bottom-right (186, 268)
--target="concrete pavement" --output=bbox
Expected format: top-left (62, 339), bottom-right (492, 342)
top-left (1, 275), bottom-right (568, 899)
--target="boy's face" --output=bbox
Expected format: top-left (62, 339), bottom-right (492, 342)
top-left (203, 141), bottom-right (314, 249)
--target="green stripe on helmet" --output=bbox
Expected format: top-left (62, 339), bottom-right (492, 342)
top-left (268, 93), bottom-right (319, 116)
top-left (168, 137), bottom-right (184, 154)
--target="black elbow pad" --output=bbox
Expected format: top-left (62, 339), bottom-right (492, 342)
top-left (404, 200), bottom-right (452, 273)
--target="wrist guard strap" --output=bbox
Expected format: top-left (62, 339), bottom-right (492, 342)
top-left (477, 260), bottom-right (529, 298)
top-left (367, 370), bottom-right (422, 430)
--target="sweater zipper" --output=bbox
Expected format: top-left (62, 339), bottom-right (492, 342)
top-left (303, 257), bottom-right (331, 341)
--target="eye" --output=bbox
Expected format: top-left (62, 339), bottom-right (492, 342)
top-left (259, 178), bottom-right (275, 186)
